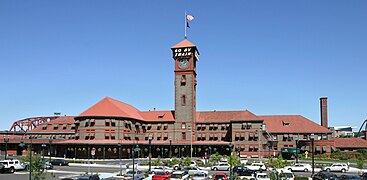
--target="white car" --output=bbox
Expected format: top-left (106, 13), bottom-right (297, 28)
top-left (187, 166), bottom-right (208, 175)
top-left (211, 163), bottom-right (230, 171)
top-left (0, 159), bottom-right (27, 173)
top-left (283, 164), bottom-right (312, 172)
top-left (322, 163), bottom-right (349, 172)
top-left (278, 170), bottom-right (295, 180)
top-left (192, 172), bottom-right (209, 180)
top-left (152, 166), bottom-right (172, 174)
top-left (245, 163), bottom-right (267, 171)
top-left (255, 172), bottom-right (270, 180)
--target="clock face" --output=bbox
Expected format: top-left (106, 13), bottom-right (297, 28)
top-left (179, 59), bottom-right (188, 68)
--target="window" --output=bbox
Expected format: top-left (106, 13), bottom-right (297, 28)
top-left (181, 75), bottom-right (186, 86)
top-left (53, 124), bottom-right (58, 130)
top-left (181, 95), bottom-right (186, 106)
top-left (111, 119), bottom-right (116, 127)
top-left (105, 119), bottom-right (110, 126)
top-left (42, 125), bottom-right (47, 130)
top-left (85, 120), bottom-right (90, 127)
top-left (63, 124), bottom-right (67, 130)
top-left (182, 123), bottom-right (186, 129)
top-left (71, 124), bottom-right (76, 130)
top-left (182, 132), bottom-right (186, 140)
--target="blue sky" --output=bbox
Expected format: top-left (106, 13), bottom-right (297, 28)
top-left (0, 1), bottom-right (366, 131)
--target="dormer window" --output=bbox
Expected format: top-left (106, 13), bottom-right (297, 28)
top-left (282, 121), bottom-right (290, 126)
top-left (158, 114), bottom-right (165, 119)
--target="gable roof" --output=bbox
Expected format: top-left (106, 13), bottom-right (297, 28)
top-left (259, 115), bottom-right (331, 133)
top-left (171, 39), bottom-right (196, 48)
top-left (197, 110), bottom-right (261, 123)
top-left (334, 138), bottom-right (367, 148)
top-left (79, 97), bottom-right (144, 120)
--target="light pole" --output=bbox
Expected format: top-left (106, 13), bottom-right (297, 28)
top-left (118, 143), bottom-right (122, 176)
top-left (3, 130), bottom-right (9, 160)
top-left (311, 133), bottom-right (315, 176)
top-left (29, 135), bottom-right (33, 180)
top-left (229, 142), bottom-right (233, 180)
top-left (132, 144), bottom-right (139, 180)
top-left (41, 144), bottom-right (46, 169)
top-left (148, 135), bottom-right (152, 173)
top-left (189, 125), bottom-right (193, 158)
top-left (169, 136), bottom-right (172, 158)
top-left (294, 135), bottom-right (299, 163)
top-left (48, 137), bottom-right (53, 162)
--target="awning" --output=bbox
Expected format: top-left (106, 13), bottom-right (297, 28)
top-left (209, 124), bottom-right (213, 127)
top-left (235, 133), bottom-right (240, 137)
top-left (157, 133), bottom-right (162, 137)
top-left (242, 123), bottom-right (246, 127)
top-left (240, 145), bottom-right (245, 150)
top-left (316, 146), bottom-right (321, 151)
top-left (148, 124), bottom-right (152, 127)
top-left (63, 124), bottom-right (67, 128)
top-left (209, 134), bottom-right (213, 138)
top-left (254, 133), bottom-right (259, 137)
top-left (157, 123), bottom-right (162, 127)
top-left (241, 133), bottom-right (245, 138)
top-left (250, 133), bottom-right (254, 137)
top-left (90, 119), bottom-right (95, 123)
top-left (214, 134), bottom-right (218, 138)
top-left (54, 124), bottom-right (58, 127)
top-left (124, 134), bottom-right (128, 137)
top-left (164, 133), bottom-right (168, 138)
top-left (42, 124), bottom-right (47, 128)
top-left (135, 122), bottom-right (141, 126)
top-left (164, 123), bottom-right (168, 127)
top-left (226, 124), bottom-right (230, 127)
top-left (197, 124), bottom-right (202, 128)
top-left (254, 146), bottom-right (258, 149)
top-left (250, 146), bottom-right (253, 149)
top-left (214, 124), bottom-right (218, 127)
top-left (221, 134), bottom-right (226, 138)
top-left (111, 133), bottom-right (115, 138)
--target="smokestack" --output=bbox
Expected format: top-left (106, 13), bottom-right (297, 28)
top-left (320, 97), bottom-right (328, 128)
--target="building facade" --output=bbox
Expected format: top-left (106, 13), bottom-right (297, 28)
top-left (1, 39), bottom-right (366, 159)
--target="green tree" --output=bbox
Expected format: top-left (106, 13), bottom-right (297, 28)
top-left (267, 154), bottom-right (291, 169)
top-left (20, 152), bottom-right (48, 180)
top-left (181, 157), bottom-right (192, 167)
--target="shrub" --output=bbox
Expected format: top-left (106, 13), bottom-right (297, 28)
top-left (357, 159), bottom-right (364, 169)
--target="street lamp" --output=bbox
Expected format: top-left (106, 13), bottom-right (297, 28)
top-left (41, 144), bottom-right (46, 169)
top-left (148, 135), bottom-right (152, 173)
top-left (3, 130), bottom-right (9, 160)
top-left (132, 144), bottom-right (140, 180)
top-left (229, 142), bottom-right (233, 180)
top-left (169, 136), bottom-right (172, 158)
top-left (48, 137), bottom-right (53, 162)
top-left (29, 135), bottom-right (33, 180)
top-left (118, 143), bottom-right (122, 176)
top-left (311, 133), bottom-right (315, 176)
top-left (294, 135), bottom-right (299, 163)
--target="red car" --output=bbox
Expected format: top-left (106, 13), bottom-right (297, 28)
top-left (213, 172), bottom-right (228, 180)
top-left (152, 171), bottom-right (171, 180)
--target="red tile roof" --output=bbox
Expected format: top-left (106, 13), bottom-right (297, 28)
top-left (28, 116), bottom-right (76, 133)
top-left (171, 39), bottom-right (196, 48)
top-left (79, 97), bottom-right (143, 120)
top-left (197, 110), bottom-right (261, 123)
top-left (259, 115), bottom-right (331, 133)
top-left (139, 110), bottom-right (175, 122)
top-left (334, 138), bottom-right (367, 148)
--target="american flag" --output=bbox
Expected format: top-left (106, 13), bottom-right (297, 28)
top-left (186, 14), bottom-right (194, 21)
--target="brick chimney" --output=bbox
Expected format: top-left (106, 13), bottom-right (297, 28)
top-left (320, 97), bottom-right (328, 128)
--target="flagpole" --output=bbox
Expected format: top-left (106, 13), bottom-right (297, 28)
top-left (184, 11), bottom-right (187, 39)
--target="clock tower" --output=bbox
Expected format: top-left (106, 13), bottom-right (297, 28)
top-left (171, 39), bottom-right (200, 141)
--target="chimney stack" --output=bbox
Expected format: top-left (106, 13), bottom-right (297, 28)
top-left (320, 97), bottom-right (328, 128)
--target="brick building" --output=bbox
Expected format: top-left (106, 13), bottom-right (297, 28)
top-left (1, 39), bottom-right (366, 159)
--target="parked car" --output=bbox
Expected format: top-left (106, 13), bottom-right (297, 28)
top-left (255, 172), bottom-right (270, 180)
top-left (233, 166), bottom-right (256, 177)
top-left (213, 172), bottom-right (228, 180)
top-left (322, 163), bottom-right (349, 172)
top-left (173, 161), bottom-right (197, 170)
top-left (361, 172), bottom-right (367, 180)
top-left (125, 170), bottom-right (144, 179)
top-left (339, 174), bottom-right (361, 180)
top-left (76, 175), bottom-right (100, 180)
top-left (245, 162), bottom-right (267, 171)
top-left (283, 164), bottom-right (312, 172)
top-left (312, 171), bottom-right (338, 180)
top-left (170, 171), bottom-right (189, 180)
top-left (152, 171), bottom-right (171, 180)
top-left (50, 159), bottom-right (69, 166)
top-left (0, 163), bottom-right (5, 173)
top-left (211, 163), bottom-right (230, 171)
top-left (192, 172), bottom-right (210, 180)
top-left (153, 166), bottom-right (172, 174)
top-left (0, 159), bottom-right (27, 173)
top-left (278, 170), bottom-right (295, 180)
top-left (45, 162), bottom-right (54, 170)
top-left (186, 166), bottom-right (208, 175)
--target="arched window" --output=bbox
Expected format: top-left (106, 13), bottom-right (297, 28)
top-left (181, 95), bottom-right (186, 106)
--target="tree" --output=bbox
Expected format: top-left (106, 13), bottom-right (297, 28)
top-left (20, 152), bottom-right (48, 180)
